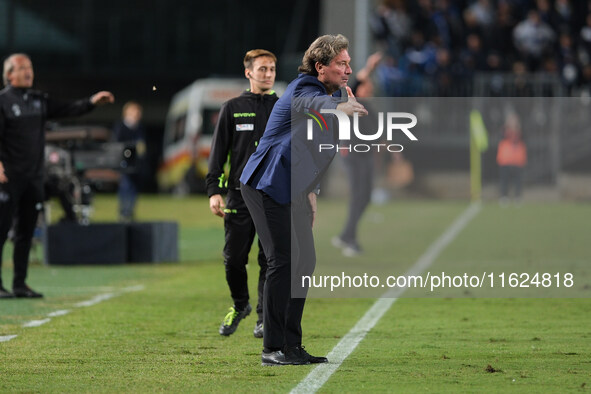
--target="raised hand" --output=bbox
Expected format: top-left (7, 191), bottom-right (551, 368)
top-left (90, 91), bottom-right (115, 106)
top-left (336, 86), bottom-right (368, 117)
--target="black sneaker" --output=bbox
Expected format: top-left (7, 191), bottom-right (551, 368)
top-left (261, 350), bottom-right (289, 366)
top-left (286, 345), bottom-right (328, 364)
top-left (262, 349), bottom-right (310, 366)
top-left (12, 285), bottom-right (43, 298)
top-left (253, 322), bottom-right (264, 338)
top-left (0, 286), bottom-right (15, 299)
top-left (219, 304), bottom-right (251, 336)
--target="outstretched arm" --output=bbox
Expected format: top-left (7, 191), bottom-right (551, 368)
top-left (46, 91), bottom-right (115, 119)
top-left (356, 52), bottom-right (382, 83)
top-left (91, 91), bottom-right (115, 106)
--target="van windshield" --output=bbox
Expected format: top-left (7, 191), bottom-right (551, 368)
top-left (165, 114), bottom-right (187, 145)
top-left (202, 108), bottom-right (220, 136)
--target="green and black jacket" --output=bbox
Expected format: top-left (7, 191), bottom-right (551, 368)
top-left (206, 90), bottom-right (278, 197)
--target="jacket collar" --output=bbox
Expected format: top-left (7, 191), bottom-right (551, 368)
top-left (5, 84), bottom-right (29, 95)
top-left (296, 74), bottom-right (344, 97)
top-left (242, 89), bottom-right (277, 99)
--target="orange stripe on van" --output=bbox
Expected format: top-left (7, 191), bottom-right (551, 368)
top-left (159, 150), bottom-right (192, 171)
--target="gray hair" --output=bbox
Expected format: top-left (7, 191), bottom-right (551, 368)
top-left (3, 53), bottom-right (30, 85)
top-left (298, 34), bottom-right (349, 76)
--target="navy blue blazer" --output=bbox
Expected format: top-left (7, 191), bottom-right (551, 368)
top-left (240, 74), bottom-right (342, 204)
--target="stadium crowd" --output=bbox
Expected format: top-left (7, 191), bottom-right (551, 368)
top-left (371, 0), bottom-right (591, 96)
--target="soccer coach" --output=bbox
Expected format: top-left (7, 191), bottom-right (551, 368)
top-left (240, 34), bottom-right (367, 366)
top-left (0, 53), bottom-right (114, 298)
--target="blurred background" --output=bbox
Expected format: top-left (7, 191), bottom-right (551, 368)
top-left (1, 0), bottom-right (590, 200)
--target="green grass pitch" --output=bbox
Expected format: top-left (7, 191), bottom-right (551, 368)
top-left (1, 195), bottom-right (589, 392)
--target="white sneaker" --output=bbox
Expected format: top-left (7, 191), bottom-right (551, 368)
top-left (331, 236), bottom-right (347, 249)
top-left (342, 245), bottom-right (362, 257)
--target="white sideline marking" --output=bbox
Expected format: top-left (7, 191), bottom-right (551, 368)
top-left (291, 202), bottom-right (482, 394)
top-left (39, 286), bottom-right (116, 292)
top-left (121, 285), bottom-right (145, 292)
top-left (22, 318), bottom-right (51, 328)
top-left (1, 285), bottom-right (145, 344)
top-left (74, 285), bottom-right (144, 307)
top-left (74, 293), bottom-right (116, 307)
top-left (47, 310), bottom-right (71, 317)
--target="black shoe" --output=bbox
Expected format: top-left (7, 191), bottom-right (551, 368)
top-left (261, 350), bottom-right (289, 366)
top-left (12, 285), bottom-right (43, 298)
top-left (286, 345), bottom-right (328, 364)
top-left (219, 304), bottom-right (251, 336)
top-left (261, 349), bottom-right (310, 366)
top-left (253, 322), bottom-right (264, 338)
top-left (0, 286), bottom-right (15, 299)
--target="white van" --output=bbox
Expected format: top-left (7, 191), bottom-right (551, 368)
top-left (157, 78), bottom-right (286, 194)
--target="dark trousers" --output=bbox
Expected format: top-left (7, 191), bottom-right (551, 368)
top-left (241, 183), bottom-right (315, 349)
top-left (45, 177), bottom-right (76, 222)
top-left (223, 189), bottom-right (267, 322)
top-left (340, 154), bottom-right (373, 245)
top-left (0, 177), bottom-right (44, 288)
top-left (118, 174), bottom-right (138, 219)
top-left (499, 165), bottom-right (524, 199)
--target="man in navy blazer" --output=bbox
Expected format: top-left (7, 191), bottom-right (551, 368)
top-left (240, 34), bottom-right (367, 366)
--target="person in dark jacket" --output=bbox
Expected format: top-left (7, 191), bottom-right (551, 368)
top-left (206, 49), bottom-right (278, 338)
top-left (0, 53), bottom-right (114, 299)
top-left (240, 35), bottom-right (367, 366)
top-left (112, 101), bottom-right (146, 222)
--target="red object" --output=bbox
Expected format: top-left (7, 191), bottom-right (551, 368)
top-left (497, 128), bottom-right (527, 167)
